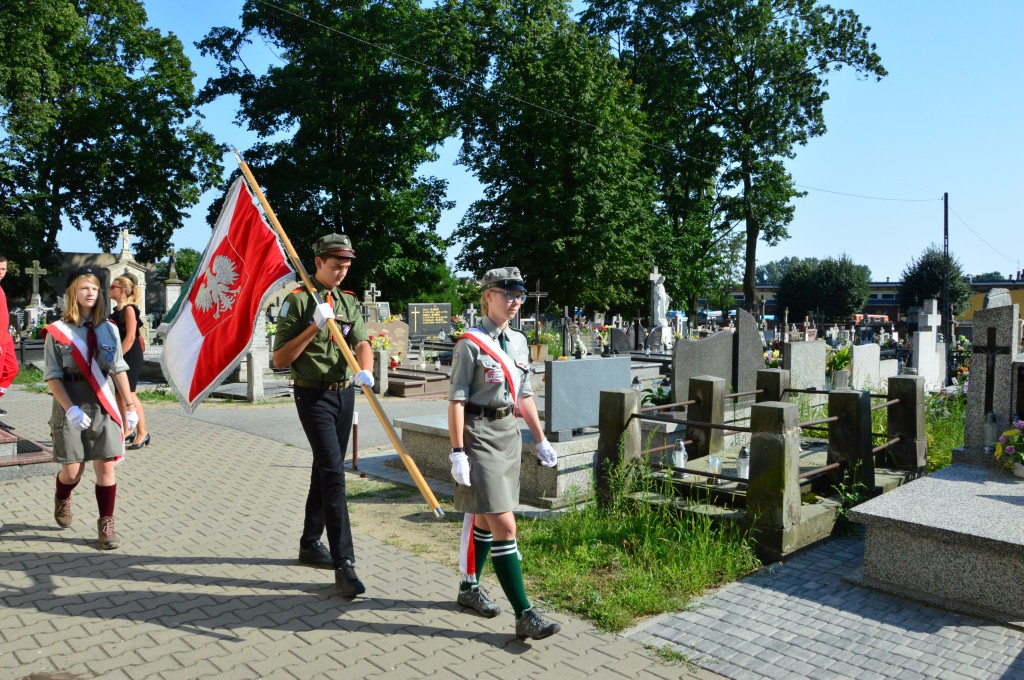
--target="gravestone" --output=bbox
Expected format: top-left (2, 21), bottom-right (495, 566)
top-left (850, 343), bottom-right (881, 390)
top-left (609, 327), bottom-right (631, 353)
top-left (24, 260), bottom-right (48, 327)
top-left (732, 309), bottom-right (763, 399)
top-left (783, 340), bottom-right (827, 406)
top-left (961, 293), bottom-right (1021, 456)
top-left (545, 357), bottom-right (631, 441)
top-left (365, 320), bottom-right (410, 362)
top-left (407, 303), bottom-right (451, 338)
top-left (672, 331), bottom-right (733, 402)
top-left (909, 299), bottom-right (947, 391)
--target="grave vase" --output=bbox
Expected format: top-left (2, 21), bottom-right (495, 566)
top-left (829, 369), bottom-right (850, 391)
top-left (1013, 462), bottom-right (1024, 479)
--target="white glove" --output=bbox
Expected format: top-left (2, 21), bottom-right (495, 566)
top-left (353, 370), bottom-right (374, 388)
top-left (536, 439), bottom-right (557, 467)
top-left (125, 409), bottom-right (139, 432)
top-left (313, 302), bottom-right (335, 329)
top-left (66, 406), bottom-right (91, 431)
top-left (449, 451), bottom-right (471, 486)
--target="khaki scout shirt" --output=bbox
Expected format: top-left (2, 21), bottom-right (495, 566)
top-left (43, 320), bottom-right (129, 381)
top-left (273, 282), bottom-right (369, 383)
top-left (449, 316), bottom-right (533, 408)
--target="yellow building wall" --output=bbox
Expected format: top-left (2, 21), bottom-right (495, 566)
top-left (960, 289), bottom-right (1024, 321)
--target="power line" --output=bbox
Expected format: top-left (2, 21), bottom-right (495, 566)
top-left (949, 206), bottom-right (1017, 266)
top-left (794, 184), bottom-right (940, 202)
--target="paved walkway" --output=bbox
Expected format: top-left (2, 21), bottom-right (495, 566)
top-left (3, 384), bottom-right (1024, 679)
top-left (0, 387), bottom-right (717, 680)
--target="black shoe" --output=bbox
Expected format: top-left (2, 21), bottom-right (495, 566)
top-left (0, 407), bottom-right (7, 416)
top-left (335, 559), bottom-right (365, 598)
top-left (126, 433), bottom-right (150, 450)
top-left (457, 586), bottom-right (501, 617)
top-left (298, 540), bottom-right (333, 568)
top-left (515, 607), bottom-right (560, 640)
top-left (125, 431), bottom-right (137, 444)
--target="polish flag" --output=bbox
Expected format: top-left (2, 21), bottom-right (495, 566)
top-left (161, 177), bottom-right (294, 412)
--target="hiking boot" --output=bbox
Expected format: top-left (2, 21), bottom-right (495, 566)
top-left (97, 516), bottom-right (120, 550)
top-left (54, 496), bottom-right (73, 529)
top-left (515, 607), bottom-right (560, 640)
top-left (335, 559), bottom-right (365, 598)
top-left (457, 586), bottom-right (501, 618)
top-left (298, 540), bottom-right (333, 568)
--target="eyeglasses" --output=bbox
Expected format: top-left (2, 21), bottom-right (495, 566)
top-left (109, 285), bottom-right (122, 290)
top-left (494, 290), bottom-right (527, 304)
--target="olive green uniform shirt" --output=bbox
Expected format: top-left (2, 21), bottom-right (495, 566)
top-left (448, 316), bottom-right (533, 406)
top-left (273, 282), bottom-right (369, 382)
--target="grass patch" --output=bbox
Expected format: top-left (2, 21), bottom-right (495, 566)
top-left (517, 463), bottom-right (760, 632)
top-left (925, 391), bottom-right (965, 472)
top-left (13, 365), bottom-right (43, 385)
top-left (647, 644), bottom-right (690, 664)
top-left (137, 387), bottom-right (182, 403)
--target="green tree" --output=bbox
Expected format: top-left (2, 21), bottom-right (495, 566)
top-left (584, 0), bottom-right (886, 310)
top-left (155, 247), bottom-right (202, 283)
top-left (443, 0), bottom-right (660, 313)
top-left (972, 271), bottom-right (1005, 282)
top-left (0, 0), bottom-right (222, 267)
top-left (757, 256), bottom-right (818, 286)
top-left (775, 258), bottom-right (819, 322)
top-left (898, 245), bottom-right (972, 317)
top-left (198, 0), bottom-right (454, 303)
top-left (814, 255), bottom-right (870, 321)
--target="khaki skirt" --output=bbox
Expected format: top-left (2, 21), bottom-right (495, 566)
top-left (454, 413), bottom-right (521, 514)
top-left (49, 381), bottom-right (123, 464)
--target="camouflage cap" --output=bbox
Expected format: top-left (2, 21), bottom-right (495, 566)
top-left (480, 266), bottom-right (526, 292)
top-left (314, 233), bottom-right (356, 259)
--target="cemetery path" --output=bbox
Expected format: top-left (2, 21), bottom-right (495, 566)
top-left (0, 386), bottom-right (719, 680)
top-left (4, 384), bottom-right (1024, 679)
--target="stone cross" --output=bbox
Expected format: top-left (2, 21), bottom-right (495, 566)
top-left (465, 302), bottom-right (477, 328)
top-left (526, 279), bottom-right (548, 344)
top-left (364, 282), bottom-right (381, 304)
top-left (167, 246), bottom-right (179, 281)
top-left (120, 229), bottom-right (132, 254)
top-left (974, 326), bottom-right (1011, 415)
top-left (26, 260), bottom-right (47, 304)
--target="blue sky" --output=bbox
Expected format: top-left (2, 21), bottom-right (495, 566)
top-left (58, 1), bottom-right (1024, 284)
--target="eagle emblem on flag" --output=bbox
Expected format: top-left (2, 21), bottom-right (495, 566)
top-left (194, 255), bottom-right (240, 319)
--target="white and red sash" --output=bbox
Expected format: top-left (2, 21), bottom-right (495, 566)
top-left (458, 328), bottom-right (521, 413)
top-left (47, 320), bottom-right (125, 460)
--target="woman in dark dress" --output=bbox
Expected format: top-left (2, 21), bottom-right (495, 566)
top-left (109, 275), bottom-right (149, 449)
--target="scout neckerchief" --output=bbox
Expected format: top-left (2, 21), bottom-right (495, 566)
top-left (46, 320), bottom-right (126, 462)
top-left (458, 327), bottom-right (520, 414)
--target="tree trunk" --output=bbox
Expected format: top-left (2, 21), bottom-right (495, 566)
top-left (742, 168), bottom-right (758, 312)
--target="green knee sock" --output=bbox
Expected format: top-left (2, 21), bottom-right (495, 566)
top-left (473, 527), bottom-right (492, 585)
top-left (460, 527), bottom-right (494, 592)
top-left (491, 539), bottom-right (530, 617)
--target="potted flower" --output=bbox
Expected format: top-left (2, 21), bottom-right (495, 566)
top-left (763, 348), bottom-right (781, 368)
top-left (450, 315), bottom-right (466, 340)
top-left (994, 420), bottom-right (1024, 477)
top-left (826, 345), bottom-right (851, 390)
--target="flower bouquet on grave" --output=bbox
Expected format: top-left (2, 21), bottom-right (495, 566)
top-left (370, 331), bottom-right (392, 352)
top-left (763, 349), bottom-right (781, 368)
top-left (994, 420), bottom-right (1024, 475)
top-left (450, 315), bottom-right (466, 339)
top-left (596, 324), bottom-right (610, 347)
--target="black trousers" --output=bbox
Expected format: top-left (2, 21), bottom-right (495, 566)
top-left (293, 385), bottom-right (355, 567)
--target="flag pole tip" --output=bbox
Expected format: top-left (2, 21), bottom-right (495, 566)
top-left (433, 507), bottom-right (445, 518)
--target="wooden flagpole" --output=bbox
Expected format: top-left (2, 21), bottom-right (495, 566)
top-left (234, 151), bottom-right (445, 518)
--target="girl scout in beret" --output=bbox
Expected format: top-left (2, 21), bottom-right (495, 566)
top-left (44, 269), bottom-right (138, 549)
top-left (448, 266), bottom-right (560, 640)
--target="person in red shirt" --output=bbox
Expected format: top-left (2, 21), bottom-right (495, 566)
top-left (0, 256), bottom-right (19, 415)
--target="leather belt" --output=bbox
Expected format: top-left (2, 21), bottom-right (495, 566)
top-left (293, 378), bottom-right (351, 390)
top-left (63, 372), bottom-right (105, 382)
top-left (464, 403), bottom-right (513, 419)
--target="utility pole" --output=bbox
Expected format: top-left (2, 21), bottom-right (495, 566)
top-left (943, 191), bottom-right (951, 385)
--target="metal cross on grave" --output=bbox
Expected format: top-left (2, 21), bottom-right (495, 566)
top-left (974, 326), bottom-right (1011, 415)
top-left (25, 260), bottom-right (48, 305)
top-left (364, 282), bottom-right (381, 304)
top-left (526, 279), bottom-right (548, 344)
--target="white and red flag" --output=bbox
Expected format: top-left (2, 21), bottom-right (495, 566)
top-left (161, 176), bottom-right (294, 412)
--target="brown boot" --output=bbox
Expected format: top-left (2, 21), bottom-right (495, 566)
top-left (97, 516), bottom-right (121, 550)
top-left (54, 496), bottom-right (73, 529)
